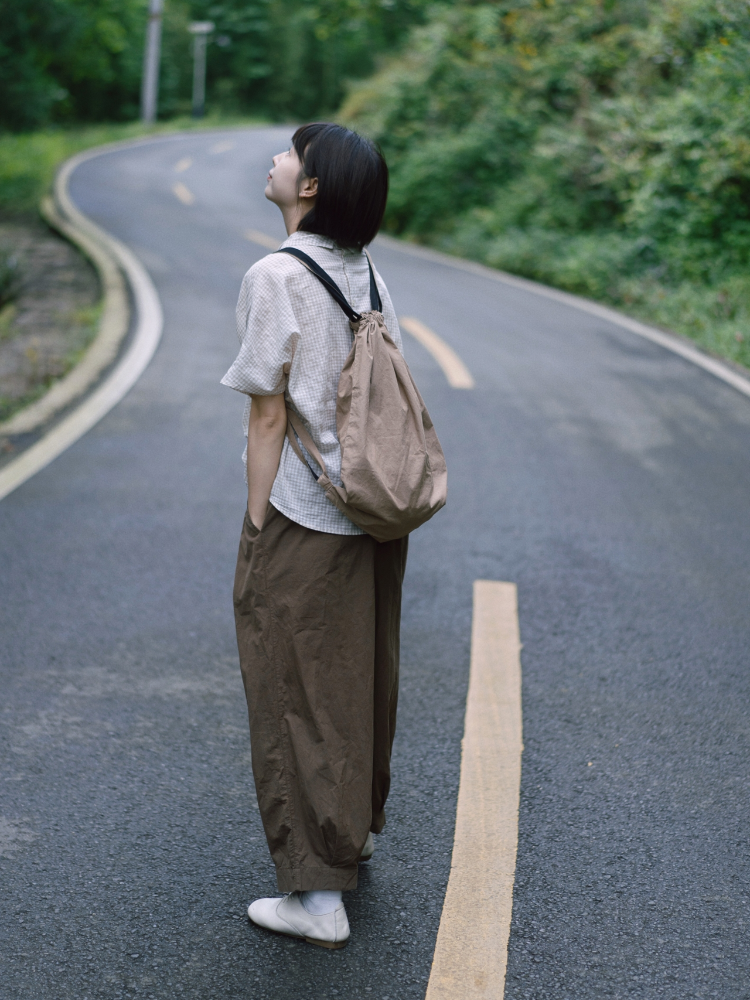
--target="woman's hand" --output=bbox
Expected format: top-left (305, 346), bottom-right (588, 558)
top-left (247, 393), bottom-right (287, 530)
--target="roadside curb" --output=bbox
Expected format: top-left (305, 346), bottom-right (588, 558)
top-left (0, 146), bottom-right (163, 503)
top-left (376, 234), bottom-right (750, 401)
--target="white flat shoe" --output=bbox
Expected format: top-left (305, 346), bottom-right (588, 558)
top-left (359, 831), bottom-right (375, 862)
top-left (247, 892), bottom-right (350, 949)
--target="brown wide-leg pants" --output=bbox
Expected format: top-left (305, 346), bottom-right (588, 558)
top-left (233, 505), bottom-right (408, 892)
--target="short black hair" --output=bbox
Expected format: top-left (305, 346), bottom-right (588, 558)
top-left (292, 123), bottom-right (388, 251)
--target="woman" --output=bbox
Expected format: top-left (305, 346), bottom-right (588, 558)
top-left (221, 123), bottom-right (408, 949)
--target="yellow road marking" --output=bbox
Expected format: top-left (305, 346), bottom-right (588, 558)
top-left (426, 581), bottom-right (523, 1000)
top-left (174, 157), bottom-right (192, 173)
top-left (173, 182), bottom-right (195, 206)
top-left (244, 229), bottom-right (282, 251)
top-left (210, 140), bottom-right (235, 154)
top-left (399, 316), bottom-right (474, 388)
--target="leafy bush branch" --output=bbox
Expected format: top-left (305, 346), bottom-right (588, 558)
top-left (343, 0), bottom-right (750, 367)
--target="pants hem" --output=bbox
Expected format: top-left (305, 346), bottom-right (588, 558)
top-left (276, 866), bottom-right (359, 892)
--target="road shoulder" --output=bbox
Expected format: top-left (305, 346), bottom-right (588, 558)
top-left (0, 146), bottom-right (163, 503)
top-left (376, 234), bottom-right (750, 401)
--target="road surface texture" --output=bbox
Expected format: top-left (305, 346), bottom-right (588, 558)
top-left (2, 127), bottom-right (749, 1000)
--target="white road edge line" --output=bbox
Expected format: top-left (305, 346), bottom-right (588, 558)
top-left (400, 316), bottom-right (474, 389)
top-left (426, 580), bottom-right (523, 1000)
top-left (377, 234), bottom-right (750, 401)
top-left (0, 147), bottom-right (164, 503)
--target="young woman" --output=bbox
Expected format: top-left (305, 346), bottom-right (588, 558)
top-left (221, 123), bottom-right (408, 949)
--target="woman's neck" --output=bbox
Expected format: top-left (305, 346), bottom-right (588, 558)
top-left (281, 201), bottom-right (315, 236)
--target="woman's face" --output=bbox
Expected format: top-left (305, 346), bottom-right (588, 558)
top-left (265, 146), bottom-right (304, 209)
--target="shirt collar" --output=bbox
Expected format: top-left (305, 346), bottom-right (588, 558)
top-left (281, 230), bottom-right (356, 254)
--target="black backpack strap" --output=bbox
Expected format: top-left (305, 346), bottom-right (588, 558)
top-left (275, 247), bottom-right (361, 322)
top-left (276, 246), bottom-right (383, 318)
top-left (364, 249), bottom-right (382, 313)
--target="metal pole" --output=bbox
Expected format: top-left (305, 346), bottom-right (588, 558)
top-left (192, 34), bottom-right (207, 118)
top-left (141, 0), bottom-right (163, 123)
top-left (189, 22), bottom-right (214, 119)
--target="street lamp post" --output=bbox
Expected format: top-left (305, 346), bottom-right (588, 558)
top-left (189, 22), bottom-right (214, 119)
top-left (141, 0), bottom-right (164, 124)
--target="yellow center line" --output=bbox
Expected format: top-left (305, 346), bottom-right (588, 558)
top-left (174, 157), bottom-right (192, 173)
top-left (426, 581), bottom-right (523, 1000)
top-left (173, 182), bottom-right (195, 206)
top-left (399, 316), bottom-right (475, 388)
top-left (244, 229), bottom-right (282, 251)
top-left (210, 141), bottom-right (235, 154)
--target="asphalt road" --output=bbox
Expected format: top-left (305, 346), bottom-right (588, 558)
top-left (2, 126), bottom-right (749, 1000)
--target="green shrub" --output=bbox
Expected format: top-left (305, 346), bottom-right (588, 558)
top-left (0, 249), bottom-right (22, 308)
top-left (0, 0), bottom-right (195, 131)
top-left (342, 0), bottom-right (750, 368)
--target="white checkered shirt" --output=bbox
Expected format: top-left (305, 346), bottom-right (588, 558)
top-left (221, 230), bottom-right (403, 535)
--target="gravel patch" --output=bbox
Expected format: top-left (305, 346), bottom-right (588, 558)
top-left (0, 216), bottom-right (99, 424)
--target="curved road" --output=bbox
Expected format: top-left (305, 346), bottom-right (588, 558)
top-left (2, 127), bottom-right (749, 999)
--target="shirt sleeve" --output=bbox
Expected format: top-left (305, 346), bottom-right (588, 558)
top-left (221, 259), bottom-right (298, 396)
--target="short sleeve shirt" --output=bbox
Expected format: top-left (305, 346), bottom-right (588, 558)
top-left (221, 230), bottom-right (404, 535)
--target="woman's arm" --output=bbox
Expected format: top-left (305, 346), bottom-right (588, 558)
top-left (246, 392), bottom-right (287, 529)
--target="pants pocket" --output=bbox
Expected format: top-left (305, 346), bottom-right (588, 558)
top-left (234, 510), bottom-right (261, 611)
top-left (244, 508), bottom-right (261, 538)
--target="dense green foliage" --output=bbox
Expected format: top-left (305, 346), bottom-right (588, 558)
top-left (191, 0), bottom-right (428, 119)
top-left (343, 0), bottom-right (750, 367)
top-left (0, 0), bottom-right (195, 130)
top-left (0, 0), bottom-right (426, 131)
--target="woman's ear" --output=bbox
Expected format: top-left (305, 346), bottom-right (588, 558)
top-left (299, 175), bottom-right (318, 201)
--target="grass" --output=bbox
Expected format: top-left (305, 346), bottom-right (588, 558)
top-left (0, 248), bottom-right (22, 305)
top-left (0, 303), bottom-right (16, 342)
top-left (435, 225), bottom-right (750, 374)
top-left (615, 276), bottom-right (750, 371)
top-left (0, 300), bottom-right (103, 424)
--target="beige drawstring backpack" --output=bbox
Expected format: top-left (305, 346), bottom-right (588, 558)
top-left (276, 247), bottom-right (447, 543)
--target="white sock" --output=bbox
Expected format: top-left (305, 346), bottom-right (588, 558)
top-left (300, 890), bottom-right (342, 915)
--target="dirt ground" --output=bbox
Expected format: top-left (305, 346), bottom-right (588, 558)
top-left (0, 216), bottom-right (99, 424)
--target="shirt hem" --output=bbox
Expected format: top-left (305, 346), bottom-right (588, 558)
top-left (269, 499), bottom-right (365, 537)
